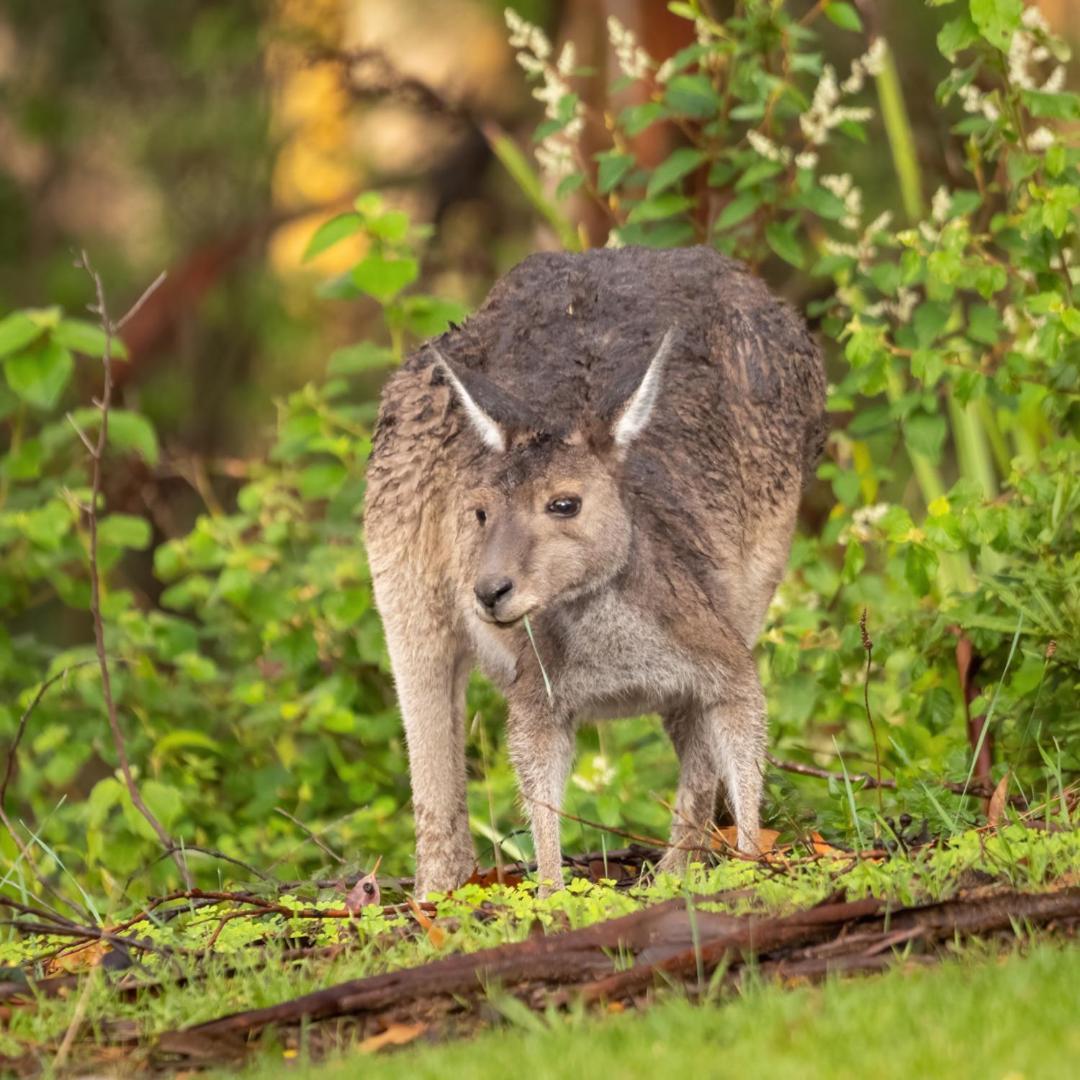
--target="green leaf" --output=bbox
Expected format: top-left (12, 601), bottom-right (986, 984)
top-left (153, 730), bottom-right (223, 759)
top-left (366, 210), bottom-right (410, 242)
top-left (626, 193), bottom-right (693, 224)
top-left (67, 408), bottom-right (160, 465)
top-left (904, 543), bottom-right (938, 597)
top-left (351, 254), bottom-right (418, 303)
top-left (1021, 90), bottom-right (1080, 120)
top-left (969, 0), bottom-right (1022, 51)
top-left (646, 147), bottom-right (706, 198)
top-left (400, 295), bottom-right (470, 338)
top-left (736, 159), bottom-right (785, 190)
top-left (913, 301), bottom-right (950, 347)
top-left (2, 436), bottom-right (43, 481)
top-left (328, 342), bottom-right (397, 376)
top-left (142, 779), bottom-right (183, 832)
top-left (0, 312), bottom-right (42, 358)
top-left (109, 410), bottom-right (160, 465)
top-left (618, 102), bottom-right (667, 137)
top-left (53, 319), bottom-right (129, 360)
top-left (824, 2), bottom-right (863, 32)
top-left (99, 513), bottom-right (153, 550)
top-left (904, 411), bottom-right (948, 464)
top-left (596, 151), bottom-right (635, 195)
top-left (298, 461), bottom-right (347, 499)
top-left (967, 304), bottom-right (1001, 345)
top-left (302, 212), bottom-right (363, 261)
top-left (663, 74), bottom-right (720, 119)
top-left (555, 173), bottom-right (585, 199)
top-left (765, 221), bottom-right (804, 268)
top-left (937, 14), bottom-right (980, 58)
top-left (3, 339), bottom-right (74, 410)
top-left (714, 191), bottom-right (759, 230)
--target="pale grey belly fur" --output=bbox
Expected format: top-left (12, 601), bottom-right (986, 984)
top-left (467, 591), bottom-right (712, 724)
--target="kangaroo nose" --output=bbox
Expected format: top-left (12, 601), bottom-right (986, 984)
top-left (475, 577), bottom-right (514, 611)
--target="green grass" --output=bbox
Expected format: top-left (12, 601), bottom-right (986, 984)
top-left (276, 943), bottom-right (1080, 1080)
top-left (2, 824), bottom-right (1076, 1072)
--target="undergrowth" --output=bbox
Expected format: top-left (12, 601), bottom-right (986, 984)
top-left (0, 822), bottom-right (1075, 1065)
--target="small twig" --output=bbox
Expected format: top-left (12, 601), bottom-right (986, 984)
top-left (860, 609), bottom-right (884, 812)
top-left (51, 965), bottom-right (98, 1071)
top-left (73, 252), bottom-right (189, 889)
top-left (766, 753), bottom-right (1025, 805)
top-left (114, 269), bottom-right (167, 332)
top-left (275, 808), bottom-right (345, 866)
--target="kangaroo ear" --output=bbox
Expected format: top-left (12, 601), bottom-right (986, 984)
top-left (431, 347), bottom-right (506, 453)
top-left (611, 328), bottom-right (676, 452)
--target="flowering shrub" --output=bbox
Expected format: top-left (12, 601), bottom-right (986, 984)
top-left (504, 0), bottom-right (1078, 830)
top-left (0, 2), bottom-right (1075, 906)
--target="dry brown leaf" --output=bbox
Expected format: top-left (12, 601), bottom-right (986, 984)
top-left (358, 1022), bottom-right (427, 1054)
top-left (45, 941), bottom-right (109, 976)
top-left (809, 832), bottom-right (846, 858)
top-left (466, 867), bottom-right (523, 888)
top-left (407, 897), bottom-right (447, 949)
top-left (987, 772), bottom-right (1010, 828)
top-left (711, 826), bottom-right (779, 854)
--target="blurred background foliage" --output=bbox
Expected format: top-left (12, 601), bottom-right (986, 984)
top-left (0, 0), bottom-right (1077, 904)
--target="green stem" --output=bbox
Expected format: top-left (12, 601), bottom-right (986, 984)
top-left (948, 389), bottom-right (997, 500)
top-left (483, 122), bottom-right (582, 253)
top-left (874, 39), bottom-right (924, 223)
top-left (0, 404), bottom-right (25, 512)
top-left (978, 397), bottom-right (1013, 479)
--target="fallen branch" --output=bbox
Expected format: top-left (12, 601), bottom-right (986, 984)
top-left (766, 753), bottom-right (1025, 805)
top-left (156, 886), bottom-right (1080, 1050)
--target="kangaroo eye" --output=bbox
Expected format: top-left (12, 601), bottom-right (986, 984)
top-left (546, 496), bottom-right (581, 518)
top-left (475, 508), bottom-right (487, 525)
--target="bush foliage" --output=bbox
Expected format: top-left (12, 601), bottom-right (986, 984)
top-left (0, 0), bottom-right (1076, 904)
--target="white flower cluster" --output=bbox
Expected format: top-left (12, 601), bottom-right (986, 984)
top-left (694, 17), bottom-right (725, 72)
top-left (571, 754), bottom-right (617, 794)
top-left (860, 284), bottom-right (917, 323)
top-left (821, 172), bottom-right (863, 231)
top-left (1009, 7), bottom-right (1067, 94)
top-left (827, 210), bottom-right (897, 289)
top-left (799, 41), bottom-right (881, 146)
top-left (607, 16), bottom-right (652, 80)
top-left (504, 9), bottom-right (584, 182)
top-left (931, 185), bottom-right (951, 225)
top-left (747, 130), bottom-right (792, 165)
top-left (958, 81), bottom-right (1000, 123)
top-left (840, 37), bottom-right (887, 95)
top-left (838, 501), bottom-right (891, 547)
top-left (1028, 126), bottom-right (1056, 151)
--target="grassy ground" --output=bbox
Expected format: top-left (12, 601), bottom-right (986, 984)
top-left (270, 943), bottom-right (1080, 1080)
top-left (2, 824), bottom-right (1076, 1074)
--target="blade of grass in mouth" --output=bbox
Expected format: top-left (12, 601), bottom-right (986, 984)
top-left (522, 615), bottom-right (554, 707)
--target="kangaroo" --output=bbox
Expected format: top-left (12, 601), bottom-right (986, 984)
top-left (364, 245), bottom-right (826, 896)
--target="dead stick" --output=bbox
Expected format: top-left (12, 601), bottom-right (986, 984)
top-left (860, 608), bottom-right (884, 811)
top-left (766, 753), bottom-right (1024, 805)
top-left (74, 253), bottom-right (189, 889)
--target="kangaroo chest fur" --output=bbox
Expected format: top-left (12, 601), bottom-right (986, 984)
top-left (468, 587), bottom-right (709, 723)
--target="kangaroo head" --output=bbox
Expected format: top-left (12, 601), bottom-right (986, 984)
top-left (435, 330), bottom-right (675, 626)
